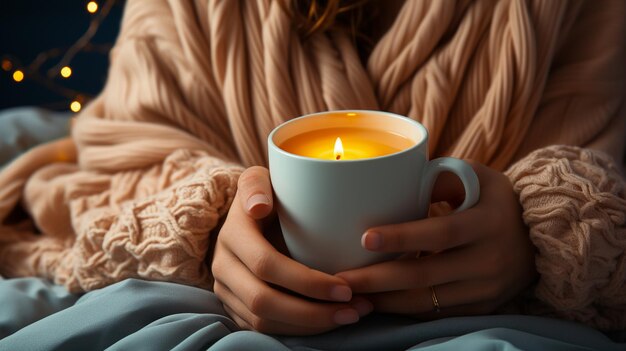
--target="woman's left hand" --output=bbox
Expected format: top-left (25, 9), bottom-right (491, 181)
top-left (335, 161), bottom-right (537, 318)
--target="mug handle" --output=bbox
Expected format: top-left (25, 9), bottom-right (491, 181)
top-left (417, 157), bottom-right (480, 218)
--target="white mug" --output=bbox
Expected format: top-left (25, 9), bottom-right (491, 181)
top-left (268, 110), bottom-right (479, 274)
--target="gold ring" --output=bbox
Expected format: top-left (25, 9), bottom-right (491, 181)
top-left (430, 286), bottom-right (440, 313)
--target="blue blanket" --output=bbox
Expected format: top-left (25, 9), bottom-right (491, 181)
top-left (0, 278), bottom-right (623, 351)
top-left (0, 107), bottom-right (71, 168)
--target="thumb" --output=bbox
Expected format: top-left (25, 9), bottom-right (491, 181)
top-left (238, 166), bottom-right (274, 220)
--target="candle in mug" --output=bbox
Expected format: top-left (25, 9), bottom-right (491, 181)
top-left (278, 127), bottom-right (414, 160)
top-left (269, 110), bottom-right (480, 273)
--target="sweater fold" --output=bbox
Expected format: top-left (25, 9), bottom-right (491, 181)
top-left (506, 145), bottom-right (626, 330)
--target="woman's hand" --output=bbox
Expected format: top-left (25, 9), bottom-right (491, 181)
top-left (212, 166), bottom-right (373, 335)
top-left (336, 161), bottom-right (537, 319)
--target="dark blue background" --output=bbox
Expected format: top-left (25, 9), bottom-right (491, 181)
top-left (0, 0), bottom-right (124, 110)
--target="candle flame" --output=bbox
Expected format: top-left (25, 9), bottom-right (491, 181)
top-left (334, 137), bottom-right (344, 160)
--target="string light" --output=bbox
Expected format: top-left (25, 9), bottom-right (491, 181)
top-left (12, 70), bottom-right (24, 82)
top-left (1, 59), bottom-right (12, 71)
top-left (87, 1), bottom-right (99, 14)
top-left (70, 100), bottom-right (82, 113)
top-left (2, 0), bottom-right (116, 111)
top-left (60, 66), bottom-right (72, 78)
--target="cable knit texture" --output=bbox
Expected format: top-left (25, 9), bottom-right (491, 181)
top-left (0, 148), bottom-right (242, 292)
top-left (0, 0), bottom-right (624, 329)
top-left (506, 146), bottom-right (626, 330)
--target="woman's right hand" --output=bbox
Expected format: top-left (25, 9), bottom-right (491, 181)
top-left (212, 166), bottom-right (373, 335)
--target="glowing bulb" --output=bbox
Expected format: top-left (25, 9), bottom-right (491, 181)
top-left (12, 70), bottom-right (24, 82)
top-left (60, 66), bottom-right (72, 78)
top-left (87, 1), bottom-right (98, 13)
top-left (334, 137), bottom-right (344, 160)
top-left (1, 59), bottom-right (12, 71)
top-left (70, 100), bottom-right (82, 113)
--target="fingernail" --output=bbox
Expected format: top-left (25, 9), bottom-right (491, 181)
top-left (330, 285), bottom-right (352, 302)
top-left (333, 309), bottom-right (359, 325)
top-left (361, 231), bottom-right (382, 250)
top-left (246, 193), bottom-right (270, 213)
top-left (350, 298), bottom-right (373, 316)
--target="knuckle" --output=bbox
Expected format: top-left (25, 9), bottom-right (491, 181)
top-left (346, 272), bottom-right (371, 291)
top-left (236, 319), bottom-right (252, 331)
top-left (237, 167), bottom-right (265, 192)
top-left (212, 281), bottom-right (224, 298)
top-left (247, 290), bottom-right (269, 316)
top-left (237, 175), bottom-right (256, 193)
top-left (249, 252), bottom-right (273, 280)
top-left (211, 255), bottom-right (225, 279)
top-left (248, 315), bottom-right (268, 332)
top-left (248, 165), bottom-right (269, 176)
top-left (237, 170), bottom-right (259, 191)
top-left (210, 259), bottom-right (221, 280)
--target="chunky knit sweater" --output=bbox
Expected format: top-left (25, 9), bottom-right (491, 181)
top-left (0, 0), bottom-right (624, 330)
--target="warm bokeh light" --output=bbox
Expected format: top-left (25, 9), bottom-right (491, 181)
top-left (5, 1), bottom-right (112, 112)
top-left (87, 1), bottom-right (99, 13)
top-left (12, 70), bottom-right (24, 82)
top-left (70, 100), bottom-right (82, 112)
top-left (1, 59), bottom-right (12, 71)
top-left (60, 66), bottom-right (72, 78)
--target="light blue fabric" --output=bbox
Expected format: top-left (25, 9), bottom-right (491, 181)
top-left (0, 278), bottom-right (624, 351)
top-left (0, 107), bottom-right (72, 168)
top-left (0, 277), bottom-right (78, 339)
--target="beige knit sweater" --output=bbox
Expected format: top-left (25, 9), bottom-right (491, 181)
top-left (0, 0), bottom-right (624, 330)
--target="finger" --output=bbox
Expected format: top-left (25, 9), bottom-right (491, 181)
top-left (362, 207), bottom-right (485, 253)
top-left (336, 247), bottom-right (483, 293)
top-left (238, 166), bottom-right (273, 220)
top-left (365, 280), bottom-right (501, 315)
top-left (430, 170), bottom-right (465, 205)
top-left (222, 199), bottom-right (353, 302)
top-left (217, 282), bottom-right (335, 335)
top-left (213, 244), bottom-right (360, 328)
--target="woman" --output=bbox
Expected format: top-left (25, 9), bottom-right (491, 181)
top-left (0, 0), bottom-right (624, 338)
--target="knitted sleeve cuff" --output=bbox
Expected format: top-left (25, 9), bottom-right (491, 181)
top-left (64, 150), bottom-right (244, 292)
top-left (1, 149), bottom-right (244, 293)
top-left (505, 145), bottom-right (626, 329)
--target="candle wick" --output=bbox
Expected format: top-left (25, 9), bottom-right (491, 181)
top-left (336, 155), bottom-right (341, 160)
